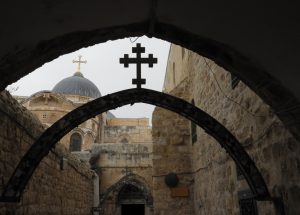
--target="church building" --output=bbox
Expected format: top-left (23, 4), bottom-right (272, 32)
top-left (14, 56), bottom-right (154, 215)
top-left (15, 56), bottom-right (152, 153)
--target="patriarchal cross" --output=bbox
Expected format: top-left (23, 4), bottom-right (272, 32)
top-left (120, 43), bottom-right (157, 89)
top-left (73, 55), bottom-right (87, 72)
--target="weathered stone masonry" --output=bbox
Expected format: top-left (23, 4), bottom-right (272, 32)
top-left (152, 45), bottom-right (300, 215)
top-left (0, 91), bottom-right (95, 215)
top-left (186, 51), bottom-right (300, 215)
top-left (152, 81), bottom-right (194, 215)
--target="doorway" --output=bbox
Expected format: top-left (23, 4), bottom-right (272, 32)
top-left (121, 204), bottom-right (145, 215)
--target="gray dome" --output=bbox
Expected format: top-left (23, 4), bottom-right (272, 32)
top-left (52, 72), bottom-right (101, 98)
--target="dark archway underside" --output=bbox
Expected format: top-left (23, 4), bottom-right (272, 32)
top-left (1, 22), bottom-right (299, 143)
top-left (0, 88), bottom-right (270, 202)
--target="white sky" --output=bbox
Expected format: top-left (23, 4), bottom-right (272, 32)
top-left (7, 36), bottom-right (170, 120)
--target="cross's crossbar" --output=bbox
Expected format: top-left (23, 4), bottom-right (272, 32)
top-left (73, 60), bottom-right (87, 63)
top-left (132, 79), bottom-right (146, 85)
top-left (120, 55), bottom-right (157, 67)
top-left (73, 55), bottom-right (87, 72)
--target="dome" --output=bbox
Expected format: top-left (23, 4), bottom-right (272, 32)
top-left (52, 72), bottom-right (101, 98)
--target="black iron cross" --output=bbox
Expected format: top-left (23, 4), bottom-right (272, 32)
top-left (120, 43), bottom-right (157, 89)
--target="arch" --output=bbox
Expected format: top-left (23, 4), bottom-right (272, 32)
top-left (0, 88), bottom-right (269, 202)
top-left (83, 132), bottom-right (96, 151)
top-left (84, 130), bottom-right (96, 141)
top-left (69, 132), bottom-right (82, 152)
top-left (120, 138), bottom-right (129, 144)
top-left (20, 91), bottom-right (76, 108)
top-left (118, 184), bottom-right (148, 206)
top-left (71, 127), bottom-right (85, 137)
top-left (1, 22), bottom-right (299, 142)
top-left (117, 134), bottom-right (132, 144)
top-left (100, 174), bottom-right (153, 208)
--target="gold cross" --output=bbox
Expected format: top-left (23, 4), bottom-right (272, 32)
top-left (72, 55), bottom-right (87, 72)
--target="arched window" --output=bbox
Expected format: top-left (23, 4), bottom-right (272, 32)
top-left (69, 133), bottom-right (82, 152)
top-left (120, 138), bottom-right (129, 143)
top-left (191, 99), bottom-right (197, 144)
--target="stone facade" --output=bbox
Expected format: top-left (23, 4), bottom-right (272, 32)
top-left (92, 142), bottom-right (153, 215)
top-left (152, 44), bottom-right (300, 214)
top-left (10, 66), bottom-right (154, 215)
top-left (18, 90), bottom-right (103, 151)
top-left (152, 78), bottom-right (194, 215)
top-left (92, 118), bottom-right (153, 215)
top-left (104, 118), bottom-right (152, 144)
top-left (15, 78), bottom-right (152, 154)
top-left (93, 142), bottom-right (152, 190)
top-left (0, 91), bottom-right (95, 215)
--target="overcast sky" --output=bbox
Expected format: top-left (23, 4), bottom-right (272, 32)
top-left (7, 36), bottom-right (170, 120)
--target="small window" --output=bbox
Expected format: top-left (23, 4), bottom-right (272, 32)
top-left (120, 138), bottom-right (129, 143)
top-left (69, 133), bottom-right (82, 152)
top-left (181, 48), bottom-right (185, 59)
top-left (42, 113), bottom-right (47, 119)
top-left (191, 99), bottom-right (197, 144)
top-left (231, 73), bottom-right (240, 89)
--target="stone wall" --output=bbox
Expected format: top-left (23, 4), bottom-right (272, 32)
top-left (104, 119), bottom-right (152, 144)
top-left (152, 44), bottom-right (300, 214)
top-left (0, 91), bottom-right (95, 215)
top-left (92, 142), bottom-right (153, 215)
top-left (187, 50), bottom-right (300, 215)
top-left (152, 79), bottom-right (194, 215)
top-left (107, 118), bottom-right (150, 127)
top-left (93, 142), bottom-right (153, 191)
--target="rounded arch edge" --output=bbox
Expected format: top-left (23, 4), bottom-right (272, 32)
top-left (0, 88), bottom-right (270, 202)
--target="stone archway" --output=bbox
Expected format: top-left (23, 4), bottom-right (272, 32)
top-left (1, 21), bottom-right (300, 143)
top-left (119, 185), bottom-right (146, 215)
top-left (100, 174), bottom-right (153, 210)
top-left (0, 88), bottom-right (269, 202)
